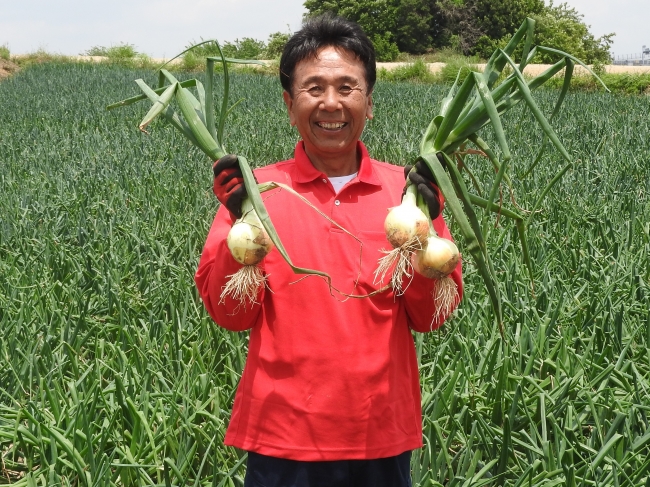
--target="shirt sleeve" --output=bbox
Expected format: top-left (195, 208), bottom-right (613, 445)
top-left (402, 214), bottom-right (463, 333)
top-left (195, 205), bottom-right (264, 331)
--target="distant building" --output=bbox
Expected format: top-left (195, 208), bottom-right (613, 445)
top-left (613, 46), bottom-right (650, 65)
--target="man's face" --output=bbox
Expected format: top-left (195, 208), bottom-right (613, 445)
top-left (283, 46), bottom-right (373, 171)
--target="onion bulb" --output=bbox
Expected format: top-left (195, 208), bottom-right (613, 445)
top-left (413, 233), bottom-right (460, 323)
top-left (412, 235), bottom-right (460, 279)
top-left (220, 198), bottom-right (273, 308)
top-left (384, 190), bottom-right (429, 249)
top-left (374, 185), bottom-right (428, 294)
top-left (227, 211), bottom-right (273, 266)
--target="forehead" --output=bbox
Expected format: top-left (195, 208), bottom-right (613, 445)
top-left (293, 46), bottom-right (367, 85)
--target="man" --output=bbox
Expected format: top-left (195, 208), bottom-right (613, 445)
top-left (195, 15), bottom-right (463, 487)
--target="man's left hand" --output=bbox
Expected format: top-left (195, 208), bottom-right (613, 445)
top-left (403, 159), bottom-right (443, 219)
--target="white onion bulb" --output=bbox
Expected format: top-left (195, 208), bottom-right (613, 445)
top-left (227, 203), bottom-right (273, 266)
top-left (413, 235), bottom-right (460, 279)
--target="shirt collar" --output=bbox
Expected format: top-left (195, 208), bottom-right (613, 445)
top-left (292, 141), bottom-right (382, 186)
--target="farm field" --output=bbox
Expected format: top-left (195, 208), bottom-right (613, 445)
top-left (1, 62), bottom-right (649, 486)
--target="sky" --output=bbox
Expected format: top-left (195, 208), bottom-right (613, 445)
top-left (0, 0), bottom-right (648, 61)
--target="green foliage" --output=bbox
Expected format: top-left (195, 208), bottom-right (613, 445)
top-left (2, 62), bottom-right (650, 486)
top-left (180, 49), bottom-right (204, 71)
top-left (182, 37), bottom-right (267, 62)
top-left (394, 0), bottom-right (434, 54)
top-left (303, 0), bottom-right (399, 48)
top-left (80, 43), bottom-right (155, 69)
top-left (222, 37), bottom-right (266, 60)
top-left (372, 32), bottom-right (400, 61)
top-left (471, 0), bottom-right (545, 41)
top-left (531, 2), bottom-right (614, 64)
top-left (264, 31), bottom-right (290, 59)
top-left (83, 43), bottom-right (139, 59)
top-left (377, 59), bottom-right (435, 82)
top-left (436, 54), bottom-right (479, 84)
top-left (473, 34), bottom-right (510, 60)
top-left (546, 72), bottom-right (650, 95)
top-left (0, 44), bottom-right (9, 60)
top-left (303, 0), bottom-right (614, 63)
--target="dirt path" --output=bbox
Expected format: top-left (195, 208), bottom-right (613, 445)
top-left (377, 61), bottom-right (650, 76)
top-left (0, 59), bottom-right (20, 80)
top-left (6, 56), bottom-right (649, 78)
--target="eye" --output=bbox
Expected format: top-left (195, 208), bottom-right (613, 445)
top-left (339, 85), bottom-right (352, 94)
top-left (308, 85), bottom-right (323, 95)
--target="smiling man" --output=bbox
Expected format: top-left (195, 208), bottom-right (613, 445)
top-left (195, 15), bottom-right (463, 487)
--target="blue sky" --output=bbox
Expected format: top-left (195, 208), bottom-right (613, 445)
top-left (0, 0), bottom-right (647, 60)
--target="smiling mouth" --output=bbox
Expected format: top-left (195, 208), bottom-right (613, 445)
top-left (317, 122), bottom-right (347, 130)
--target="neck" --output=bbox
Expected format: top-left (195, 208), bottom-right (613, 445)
top-left (304, 146), bottom-right (360, 177)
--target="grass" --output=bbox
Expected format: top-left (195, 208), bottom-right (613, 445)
top-left (546, 71), bottom-right (650, 95)
top-left (1, 62), bottom-right (649, 486)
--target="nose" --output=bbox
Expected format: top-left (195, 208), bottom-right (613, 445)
top-left (319, 87), bottom-right (342, 112)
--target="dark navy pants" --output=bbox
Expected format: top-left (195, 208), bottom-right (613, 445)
top-left (243, 450), bottom-right (412, 487)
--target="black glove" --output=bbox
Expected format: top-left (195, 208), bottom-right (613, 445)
top-left (403, 157), bottom-right (443, 220)
top-left (213, 154), bottom-right (247, 219)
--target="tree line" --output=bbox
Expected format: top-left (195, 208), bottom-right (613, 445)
top-left (302, 0), bottom-right (614, 62)
top-left (181, 1), bottom-right (613, 66)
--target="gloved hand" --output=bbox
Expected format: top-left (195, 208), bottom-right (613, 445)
top-left (403, 157), bottom-right (443, 220)
top-left (213, 154), bottom-right (247, 219)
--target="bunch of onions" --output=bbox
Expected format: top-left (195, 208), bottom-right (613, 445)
top-left (412, 230), bottom-right (460, 320)
top-left (375, 181), bottom-right (460, 319)
top-left (374, 185), bottom-right (429, 294)
top-left (220, 198), bottom-right (274, 306)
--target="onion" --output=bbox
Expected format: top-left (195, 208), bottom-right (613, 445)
top-left (384, 195), bottom-right (429, 248)
top-left (375, 185), bottom-right (428, 294)
top-left (227, 212), bottom-right (273, 265)
top-left (413, 235), bottom-right (460, 279)
top-left (412, 233), bottom-right (460, 324)
top-left (220, 198), bottom-right (273, 308)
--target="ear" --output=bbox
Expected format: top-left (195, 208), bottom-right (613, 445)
top-left (283, 90), bottom-right (296, 126)
top-left (365, 93), bottom-right (373, 120)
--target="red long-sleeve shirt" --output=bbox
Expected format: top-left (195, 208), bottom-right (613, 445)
top-left (195, 141), bottom-right (463, 461)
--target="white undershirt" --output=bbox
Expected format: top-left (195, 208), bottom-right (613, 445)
top-left (328, 172), bottom-right (358, 194)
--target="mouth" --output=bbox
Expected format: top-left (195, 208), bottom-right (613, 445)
top-left (316, 121), bottom-right (347, 130)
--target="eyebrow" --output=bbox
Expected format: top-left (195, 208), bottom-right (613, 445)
top-left (299, 75), bottom-right (362, 87)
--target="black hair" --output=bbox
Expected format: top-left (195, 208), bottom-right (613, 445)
top-left (279, 14), bottom-right (376, 95)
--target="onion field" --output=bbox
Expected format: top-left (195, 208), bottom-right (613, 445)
top-left (1, 62), bottom-right (649, 486)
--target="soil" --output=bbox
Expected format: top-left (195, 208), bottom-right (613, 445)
top-left (0, 59), bottom-right (20, 80)
top-left (376, 62), bottom-right (650, 76)
top-left (3, 56), bottom-right (647, 82)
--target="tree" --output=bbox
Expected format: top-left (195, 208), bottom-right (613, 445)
top-left (302, 0), bottom-right (614, 62)
top-left (531, 2), bottom-right (614, 63)
top-left (470, 0), bottom-right (545, 41)
top-left (221, 38), bottom-right (266, 60)
top-left (265, 32), bottom-right (291, 59)
top-left (436, 0), bottom-right (483, 55)
top-left (303, 0), bottom-right (401, 61)
top-left (303, 0), bottom-right (399, 41)
top-left (394, 0), bottom-right (433, 54)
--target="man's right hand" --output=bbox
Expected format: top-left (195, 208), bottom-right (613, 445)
top-left (213, 154), bottom-right (247, 219)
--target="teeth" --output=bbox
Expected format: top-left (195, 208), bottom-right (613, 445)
top-left (318, 122), bottom-right (345, 129)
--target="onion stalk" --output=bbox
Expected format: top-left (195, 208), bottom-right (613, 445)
top-left (411, 18), bottom-right (608, 336)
